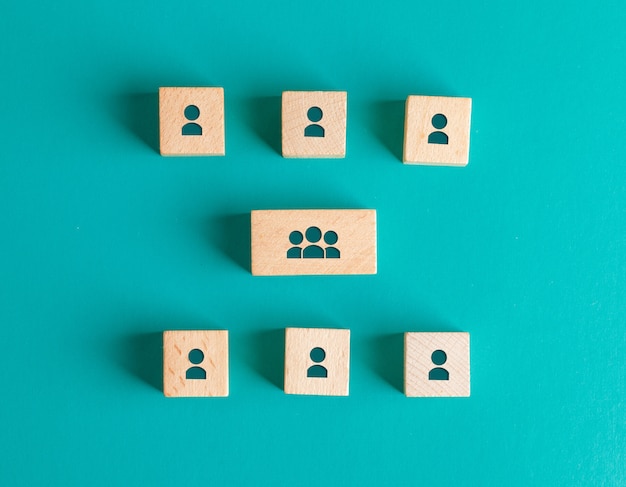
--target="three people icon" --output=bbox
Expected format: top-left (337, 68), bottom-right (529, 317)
top-left (287, 226), bottom-right (340, 259)
top-left (427, 113), bottom-right (448, 145)
top-left (179, 103), bottom-right (447, 145)
top-left (182, 105), bottom-right (202, 136)
top-left (186, 348), bottom-right (207, 379)
top-left (428, 349), bottom-right (449, 381)
top-left (304, 106), bottom-right (325, 137)
top-left (307, 347), bottom-right (327, 378)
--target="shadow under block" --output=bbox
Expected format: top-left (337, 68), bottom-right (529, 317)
top-left (159, 87), bottom-right (225, 156)
top-left (404, 332), bottom-right (470, 397)
top-left (282, 91), bottom-right (347, 158)
top-left (163, 330), bottom-right (229, 397)
top-left (284, 328), bottom-right (351, 396)
top-left (250, 209), bottom-right (377, 276)
top-left (403, 95), bottom-right (472, 166)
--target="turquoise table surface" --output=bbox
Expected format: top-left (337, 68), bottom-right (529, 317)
top-left (1, 0), bottom-right (625, 485)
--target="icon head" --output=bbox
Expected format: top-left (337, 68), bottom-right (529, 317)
top-left (431, 113), bottom-right (447, 130)
top-left (184, 105), bottom-right (200, 121)
top-left (188, 348), bottom-right (204, 364)
top-left (307, 106), bottom-right (323, 123)
top-left (323, 231), bottom-right (338, 245)
top-left (431, 349), bottom-right (447, 366)
top-left (305, 226), bottom-right (322, 243)
top-left (289, 230), bottom-right (303, 245)
top-left (310, 347), bottom-right (326, 363)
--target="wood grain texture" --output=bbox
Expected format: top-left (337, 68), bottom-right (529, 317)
top-left (159, 87), bottom-right (225, 156)
top-left (403, 95), bottom-right (472, 166)
top-left (282, 91), bottom-right (347, 158)
top-left (163, 330), bottom-right (229, 397)
top-left (251, 209), bottom-right (376, 276)
top-left (284, 327), bottom-right (350, 396)
top-left (404, 332), bottom-right (470, 397)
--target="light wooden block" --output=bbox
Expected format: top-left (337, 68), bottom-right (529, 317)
top-left (163, 330), bottom-right (229, 397)
top-left (251, 209), bottom-right (376, 276)
top-left (159, 87), bottom-right (225, 156)
top-left (404, 332), bottom-right (470, 397)
top-left (284, 327), bottom-right (350, 396)
top-left (282, 91), bottom-right (347, 158)
top-left (403, 95), bottom-right (472, 166)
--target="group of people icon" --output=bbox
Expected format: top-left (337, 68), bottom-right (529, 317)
top-left (180, 104), bottom-right (449, 145)
top-left (287, 226), bottom-right (340, 259)
top-left (184, 346), bottom-right (449, 381)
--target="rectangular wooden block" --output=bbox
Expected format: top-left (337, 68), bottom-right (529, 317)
top-left (404, 332), bottom-right (470, 397)
top-left (251, 209), bottom-right (377, 276)
top-left (284, 327), bottom-right (350, 396)
top-left (163, 330), bottom-right (229, 397)
top-left (159, 87), bottom-right (225, 156)
top-left (282, 91), bottom-right (347, 158)
top-left (403, 95), bottom-right (472, 166)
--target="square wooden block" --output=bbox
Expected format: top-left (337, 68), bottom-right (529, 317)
top-left (404, 332), bottom-right (470, 397)
top-left (250, 209), bottom-right (377, 276)
top-left (159, 87), bottom-right (225, 156)
top-left (403, 95), bottom-right (472, 166)
top-left (284, 327), bottom-right (350, 396)
top-left (163, 330), bottom-right (229, 397)
top-left (282, 91), bottom-right (347, 158)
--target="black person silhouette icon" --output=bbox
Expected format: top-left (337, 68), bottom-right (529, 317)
top-left (182, 105), bottom-right (202, 136)
top-left (324, 230), bottom-right (339, 258)
top-left (303, 226), bottom-right (324, 258)
top-left (186, 348), bottom-right (207, 379)
top-left (307, 347), bottom-right (328, 378)
top-left (304, 106), bottom-right (325, 137)
top-left (427, 113), bottom-right (448, 145)
top-left (428, 349), bottom-right (449, 381)
top-left (287, 230), bottom-right (304, 258)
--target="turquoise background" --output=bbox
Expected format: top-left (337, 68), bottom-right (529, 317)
top-left (1, 0), bottom-right (625, 485)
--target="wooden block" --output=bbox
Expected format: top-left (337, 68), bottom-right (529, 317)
top-left (282, 91), bottom-right (347, 158)
top-left (403, 95), bottom-right (472, 166)
top-left (163, 330), bottom-right (228, 397)
top-left (159, 87), bottom-right (225, 156)
top-left (284, 327), bottom-right (350, 396)
top-left (404, 332), bottom-right (470, 397)
top-left (251, 209), bottom-right (376, 276)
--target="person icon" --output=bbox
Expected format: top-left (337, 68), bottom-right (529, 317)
top-left (303, 226), bottom-right (324, 258)
top-left (307, 347), bottom-right (327, 378)
top-left (304, 106), bottom-right (325, 137)
top-left (427, 113), bottom-right (448, 145)
top-left (428, 349), bottom-right (449, 380)
top-left (182, 105), bottom-right (202, 136)
top-left (186, 348), bottom-right (206, 379)
top-left (324, 230), bottom-right (340, 258)
top-left (287, 230), bottom-right (303, 258)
